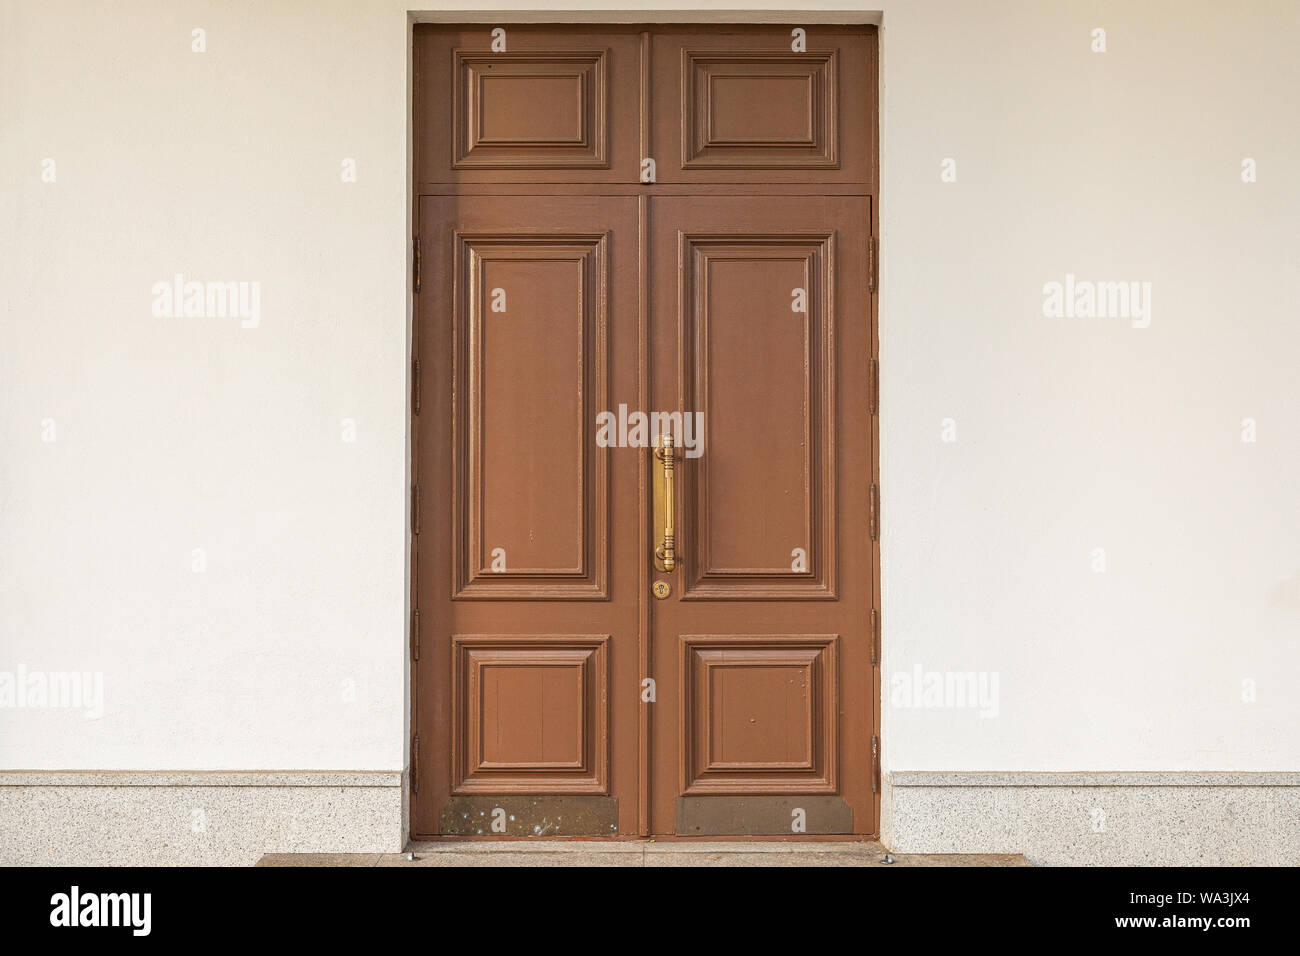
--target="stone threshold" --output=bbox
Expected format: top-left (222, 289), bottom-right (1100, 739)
top-left (258, 841), bottom-right (1031, 867)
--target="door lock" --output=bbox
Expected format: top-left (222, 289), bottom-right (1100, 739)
top-left (652, 580), bottom-right (671, 600)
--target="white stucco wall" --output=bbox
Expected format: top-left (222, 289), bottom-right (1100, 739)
top-left (2, 1), bottom-right (1296, 779)
top-left (1, 0), bottom-right (412, 769)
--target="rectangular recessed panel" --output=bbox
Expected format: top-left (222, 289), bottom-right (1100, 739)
top-left (480, 660), bottom-right (585, 769)
top-left (680, 635), bottom-right (838, 794)
top-left (683, 51), bottom-right (837, 168)
top-left (709, 74), bottom-right (815, 145)
top-left (479, 257), bottom-right (582, 573)
top-left (478, 75), bottom-right (583, 143)
top-left (680, 235), bottom-right (836, 600)
top-left (453, 233), bottom-right (609, 599)
top-left (707, 658), bottom-right (816, 771)
top-left (699, 251), bottom-right (809, 570)
top-left (414, 28), bottom-right (644, 183)
top-left (452, 635), bottom-right (609, 794)
top-left (454, 51), bottom-right (608, 168)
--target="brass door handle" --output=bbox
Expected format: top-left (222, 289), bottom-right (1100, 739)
top-left (653, 435), bottom-right (676, 572)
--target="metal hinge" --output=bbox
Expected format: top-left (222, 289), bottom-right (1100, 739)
top-left (869, 357), bottom-right (879, 416)
top-left (411, 484), bottom-right (420, 535)
top-left (413, 235), bottom-right (421, 293)
top-left (871, 736), bottom-right (880, 793)
top-left (411, 734), bottom-right (419, 794)
top-left (870, 608), bottom-right (880, 665)
top-left (412, 359), bottom-right (421, 416)
top-left (410, 607), bottom-right (420, 662)
top-left (869, 483), bottom-right (879, 541)
top-left (867, 235), bottom-right (877, 294)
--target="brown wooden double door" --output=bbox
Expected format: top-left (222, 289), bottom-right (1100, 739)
top-left (411, 24), bottom-right (878, 838)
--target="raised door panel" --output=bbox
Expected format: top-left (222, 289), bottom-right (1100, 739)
top-left (452, 232), bottom-right (608, 599)
top-left (454, 50), bottom-right (607, 168)
top-left (682, 51), bottom-right (837, 168)
top-left (415, 25), bottom-right (641, 183)
top-left (680, 634), bottom-right (839, 794)
top-left (651, 28), bottom-right (873, 184)
top-left (678, 233), bottom-right (836, 600)
top-left (451, 635), bottom-right (609, 794)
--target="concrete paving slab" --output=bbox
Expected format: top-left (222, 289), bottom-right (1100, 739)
top-left (255, 853), bottom-right (382, 867)
top-left (376, 850), bottom-right (647, 867)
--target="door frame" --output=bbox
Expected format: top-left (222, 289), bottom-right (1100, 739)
top-left (405, 11), bottom-right (881, 842)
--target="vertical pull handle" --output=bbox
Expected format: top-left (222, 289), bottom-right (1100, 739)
top-left (654, 434), bottom-right (676, 572)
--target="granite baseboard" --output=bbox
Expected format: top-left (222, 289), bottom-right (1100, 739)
top-left (887, 771), bottom-right (1300, 866)
top-left (8, 769), bottom-right (1295, 866)
top-left (0, 771), bottom-right (406, 866)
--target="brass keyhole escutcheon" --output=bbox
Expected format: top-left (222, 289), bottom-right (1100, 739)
top-left (652, 581), bottom-right (671, 600)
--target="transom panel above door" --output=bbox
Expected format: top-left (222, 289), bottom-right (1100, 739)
top-left (411, 23), bottom-right (878, 840)
top-left (414, 25), bottom-right (875, 186)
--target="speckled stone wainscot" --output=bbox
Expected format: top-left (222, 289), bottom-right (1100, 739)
top-left (887, 772), bottom-right (1300, 866)
top-left (0, 771), bottom-right (407, 866)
